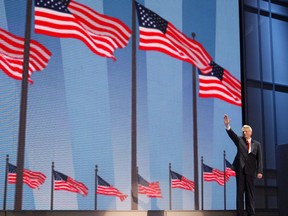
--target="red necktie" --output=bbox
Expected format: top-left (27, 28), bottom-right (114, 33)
top-left (246, 140), bottom-right (250, 152)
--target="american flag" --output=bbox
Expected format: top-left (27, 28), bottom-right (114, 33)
top-left (8, 163), bottom-right (46, 189)
top-left (0, 28), bottom-right (51, 83)
top-left (170, 170), bottom-right (194, 192)
top-left (138, 174), bottom-right (162, 198)
top-left (225, 159), bottom-right (236, 179)
top-left (198, 61), bottom-right (242, 106)
top-left (97, 175), bottom-right (128, 201)
top-left (135, 2), bottom-right (211, 73)
top-left (135, 2), bottom-right (242, 106)
top-left (34, 0), bottom-right (131, 60)
top-left (53, 170), bottom-right (88, 196)
top-left (203, 163), bottom-right (225, 186)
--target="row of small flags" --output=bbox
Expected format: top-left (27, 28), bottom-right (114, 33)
top-left (0, 0), bottom-right (241, 106)
top-left (3, 157), bottom-right (235, 204)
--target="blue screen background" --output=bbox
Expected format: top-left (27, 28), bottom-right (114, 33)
top-left (0, 0), bottom-right (242, 211)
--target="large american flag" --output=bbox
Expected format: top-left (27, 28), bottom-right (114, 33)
top-left (135, 2), bottom-right (211, 73)
top-left (0, 28), bottom-right (51, 83)
top-left (8, 163), bottom-right (46, 189)
top-left (225, 159), bottom-right (236, 179)
top-left (53, 170), bottom-right (88, 196)
top-left (203, 163), bottom-right (225, 186)
top-left (170, 170), bottom-right (194, 192)
top-left (97, 175), bottom-right (127, 201)
top-left (135, 2), bottom-right (242, 106)
top-left (138, 174), bottom-right (162, 198)
top-left (34, 0), bottom-right (131, 60)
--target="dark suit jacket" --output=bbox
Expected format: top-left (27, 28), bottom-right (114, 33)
top-left (226, 128), bottom-right (263, 176)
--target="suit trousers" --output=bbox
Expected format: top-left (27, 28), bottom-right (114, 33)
top-left (236, 167), bottom-right (255, 216)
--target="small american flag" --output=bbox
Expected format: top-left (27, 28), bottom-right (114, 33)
top-left (170, 170), bottom-right (194, 192)
top-left (8, 163), bottom-right (46, 189)
top-left (53, 170), bottom-right (88, 196)
top-left (138, 174), bottom-right (162, 198)
top-left (97, 175), bottom-right (127, 201)
top-left (203, 163), bottom-right (225, 186)
top-left (34, 0), bottom-right (131, 60)
top-left (198, 61), bottom-right (242, 106)
top-left (225, 159), bottom-right (236, 179)
top-left (0, 28), bottom-right (51, 83)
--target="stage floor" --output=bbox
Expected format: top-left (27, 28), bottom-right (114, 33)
top-left (0, 210), bottom-right (280, 216)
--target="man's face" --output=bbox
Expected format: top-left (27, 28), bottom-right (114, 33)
top-left (242, 128), bottom-right (252, 139)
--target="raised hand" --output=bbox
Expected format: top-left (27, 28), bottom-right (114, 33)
top-left (224, 114), bottom-right (230, 128)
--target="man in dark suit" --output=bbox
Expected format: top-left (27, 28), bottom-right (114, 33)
top-left (224, 114), bottom-right (263, 216)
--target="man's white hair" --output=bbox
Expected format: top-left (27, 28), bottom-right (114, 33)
top-left (242, 125), bottom-right (252, 132)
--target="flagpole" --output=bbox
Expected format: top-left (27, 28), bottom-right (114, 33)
top-left (3, 155), bottom-right (9, 210)
top-left (50, 162), bottom-right (54, 210)
top-left (191, 32), bottom-right (199, 210)
top-left (95, 165), bottom-right (98, 210)
top-left (201, 156), bottom-right (204, 210)
top-left (14, 0), bottom-right (33, 211)
top-left (224, 150), bottom-right (227, 210)
top-left (169, 163), bottom-right (172, 210)
top-left (131, 0), bottom-right (138, 210)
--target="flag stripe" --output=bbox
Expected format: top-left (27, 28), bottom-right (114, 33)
top-left (225, 160), bottom-right (236, 178)
top-left (68, 1), bottom-right (131, 48)
top-left (203, 174), bottom-right (225, 186)
top-left (166, 24), bottom-right (212, 73)
top-left (0, 55), bottom-right (33, 82)
top-left (172, 177), bottom-right (194, 191)
top-left (35, 9), bottom-right (115, 58)
top-left (97, 186), bottom-right (127, 201)
top-left (0, 28), bottom-right (51, 82)
top-left (137, 16), bottom-right (212, 74)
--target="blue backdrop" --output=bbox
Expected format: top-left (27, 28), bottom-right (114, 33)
top-left (0, 0), bottom-right (242, 211)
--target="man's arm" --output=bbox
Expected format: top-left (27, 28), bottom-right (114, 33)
top-left (257, 142), bottom-right (263, 179)
top-left (224, 114), bottom-right (239, 145)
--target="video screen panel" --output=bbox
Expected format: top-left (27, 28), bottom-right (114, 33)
top-left (0, 0), bottom-right (242, 210)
